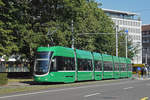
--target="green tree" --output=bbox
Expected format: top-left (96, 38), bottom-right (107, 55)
top-left (0, 0), bottom-right (18, 57)
top-left (0, 0), bottom-right (136, 63)
top-left (27, 0), bottom-right (117, 57)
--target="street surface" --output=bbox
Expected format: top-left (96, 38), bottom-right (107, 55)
top-left (0, 78), bottom-right (150, 100)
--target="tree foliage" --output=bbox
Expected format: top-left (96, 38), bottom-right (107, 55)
top-left (0, 0), bottom-right (18, 57)
top-left (0, 0), bottom-right (135, 63)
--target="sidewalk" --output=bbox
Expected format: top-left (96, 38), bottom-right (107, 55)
top-left (136, 77), bottom-right (150, 80)
top-left (132, 74), bottom-right (150, 80)
top-left (7, 81), bottom-right (31, 86)
top-left (0, 79), bottom-right (33, 89)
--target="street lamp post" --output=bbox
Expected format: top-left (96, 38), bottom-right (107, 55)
top-left (146, 48), bottom-right (148, 64)
top-left (71, 20), bottom-right (74, 49)
top-left (116, 26), bottom-right (118, 57)
top-left (125, 30), bottom-right (128, 58)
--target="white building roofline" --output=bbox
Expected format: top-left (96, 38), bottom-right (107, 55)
top-left (142, 24), bottom-right (150, 26)
top-left (102, 8), bottom-right (137, 16)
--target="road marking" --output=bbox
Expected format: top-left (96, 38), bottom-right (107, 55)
top-left (84, 93), bottom-right (101, 97)
top-left (123, 87), bottom-right (134, 90)
top-left (0, 80), bottom-right (140, 99)
top-left (141, 97), bottom-right (149, 100)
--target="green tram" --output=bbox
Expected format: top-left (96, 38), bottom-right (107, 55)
top-left (34, 46), bottom-right (132, 83)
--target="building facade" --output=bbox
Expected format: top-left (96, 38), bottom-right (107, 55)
top-left (103, 9), bottom-right (142, 64)
top-left (142, 25), bottom-right (150, 65)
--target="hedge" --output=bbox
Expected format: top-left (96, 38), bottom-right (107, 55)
top-left (0, 73), bottom-right (8, 85)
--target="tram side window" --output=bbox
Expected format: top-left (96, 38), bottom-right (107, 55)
top-left (103, 62), bottom-right (108, 71)
top-left (122, 64), bottom-right (124, 71)
top-left (124, 64), bottom-right (127, 71)
top-left (109, 63), bottom-right (112, 71)
top-left (94, 60), bottom-right (102, 71)
top-left (50, 57), bottom-right (56, 71)
top-left (128, 64), bottom-right (132, 71)
top-left (120, 63), bottom-right (122, 71)
top-left (87, 60), bottom-right (92, 71)
top-left (118, 63), bottom-right (120, 71)
top-left (130, 64), bottom-right (132, 71)
top-left (117, 64), bottom-right (119, 71)
top-left (56, 56), bottom-right (75, 71)
top-left (114, 63), bottom-right (119, 71)
top-left (126, 64), bottom-right (129, 71)
top-left (120, 63), bottom-right (126, 71)
top-left (78, 59), bottom-right (92, 71)
top-left (103, 61), bottom-right (113, 71)
top-left (120, 63), bottom-right (123, 71)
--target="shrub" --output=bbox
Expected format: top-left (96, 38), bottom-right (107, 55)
top-left (0, 73), bottom-right (8, 85)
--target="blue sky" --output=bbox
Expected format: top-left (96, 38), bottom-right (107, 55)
top-left (99, 0), bottom-right (150, 25)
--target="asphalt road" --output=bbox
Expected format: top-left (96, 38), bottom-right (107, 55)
top-left (0, 79), bottom-right (150, 100)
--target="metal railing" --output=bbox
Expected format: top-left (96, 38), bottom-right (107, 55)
top-left (0, 62), bottom-right (30, 72)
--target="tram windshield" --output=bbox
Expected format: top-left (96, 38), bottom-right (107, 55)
top-left (34, 52), bottom-right (53, 75)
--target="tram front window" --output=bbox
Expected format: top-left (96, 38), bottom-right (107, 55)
top-left (34, 52), bottom-right (53, 75)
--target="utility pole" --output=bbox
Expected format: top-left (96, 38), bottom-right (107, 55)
top-left (125, 34), bottom-right (128, 58)
top-left (116, 25), bottom-right (118, 57)
top-left (146, 48), bottom-right (148, 64)
top-left (71, 20), bottom-right (74, 49)
top-left (125, 30), bottom-right (128, 58)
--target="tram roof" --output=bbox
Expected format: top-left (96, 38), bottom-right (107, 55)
top-left (102, 54), bottom-right (113, 62)
top-left (119, 57), bottom-right (127, 63)
top-left (93, 52), bottom-right (102, 60)
top-left (113, 56), bottom-right (120, 63)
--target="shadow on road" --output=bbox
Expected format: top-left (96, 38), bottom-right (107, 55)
top-left (20, 81), bottom-right (64, 85)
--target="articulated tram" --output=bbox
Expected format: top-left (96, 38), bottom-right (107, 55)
top-left (34, 46), bottom-right (132, 83)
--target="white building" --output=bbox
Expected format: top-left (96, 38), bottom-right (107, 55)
top-left (103, 8), bottom-right (142, 64)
